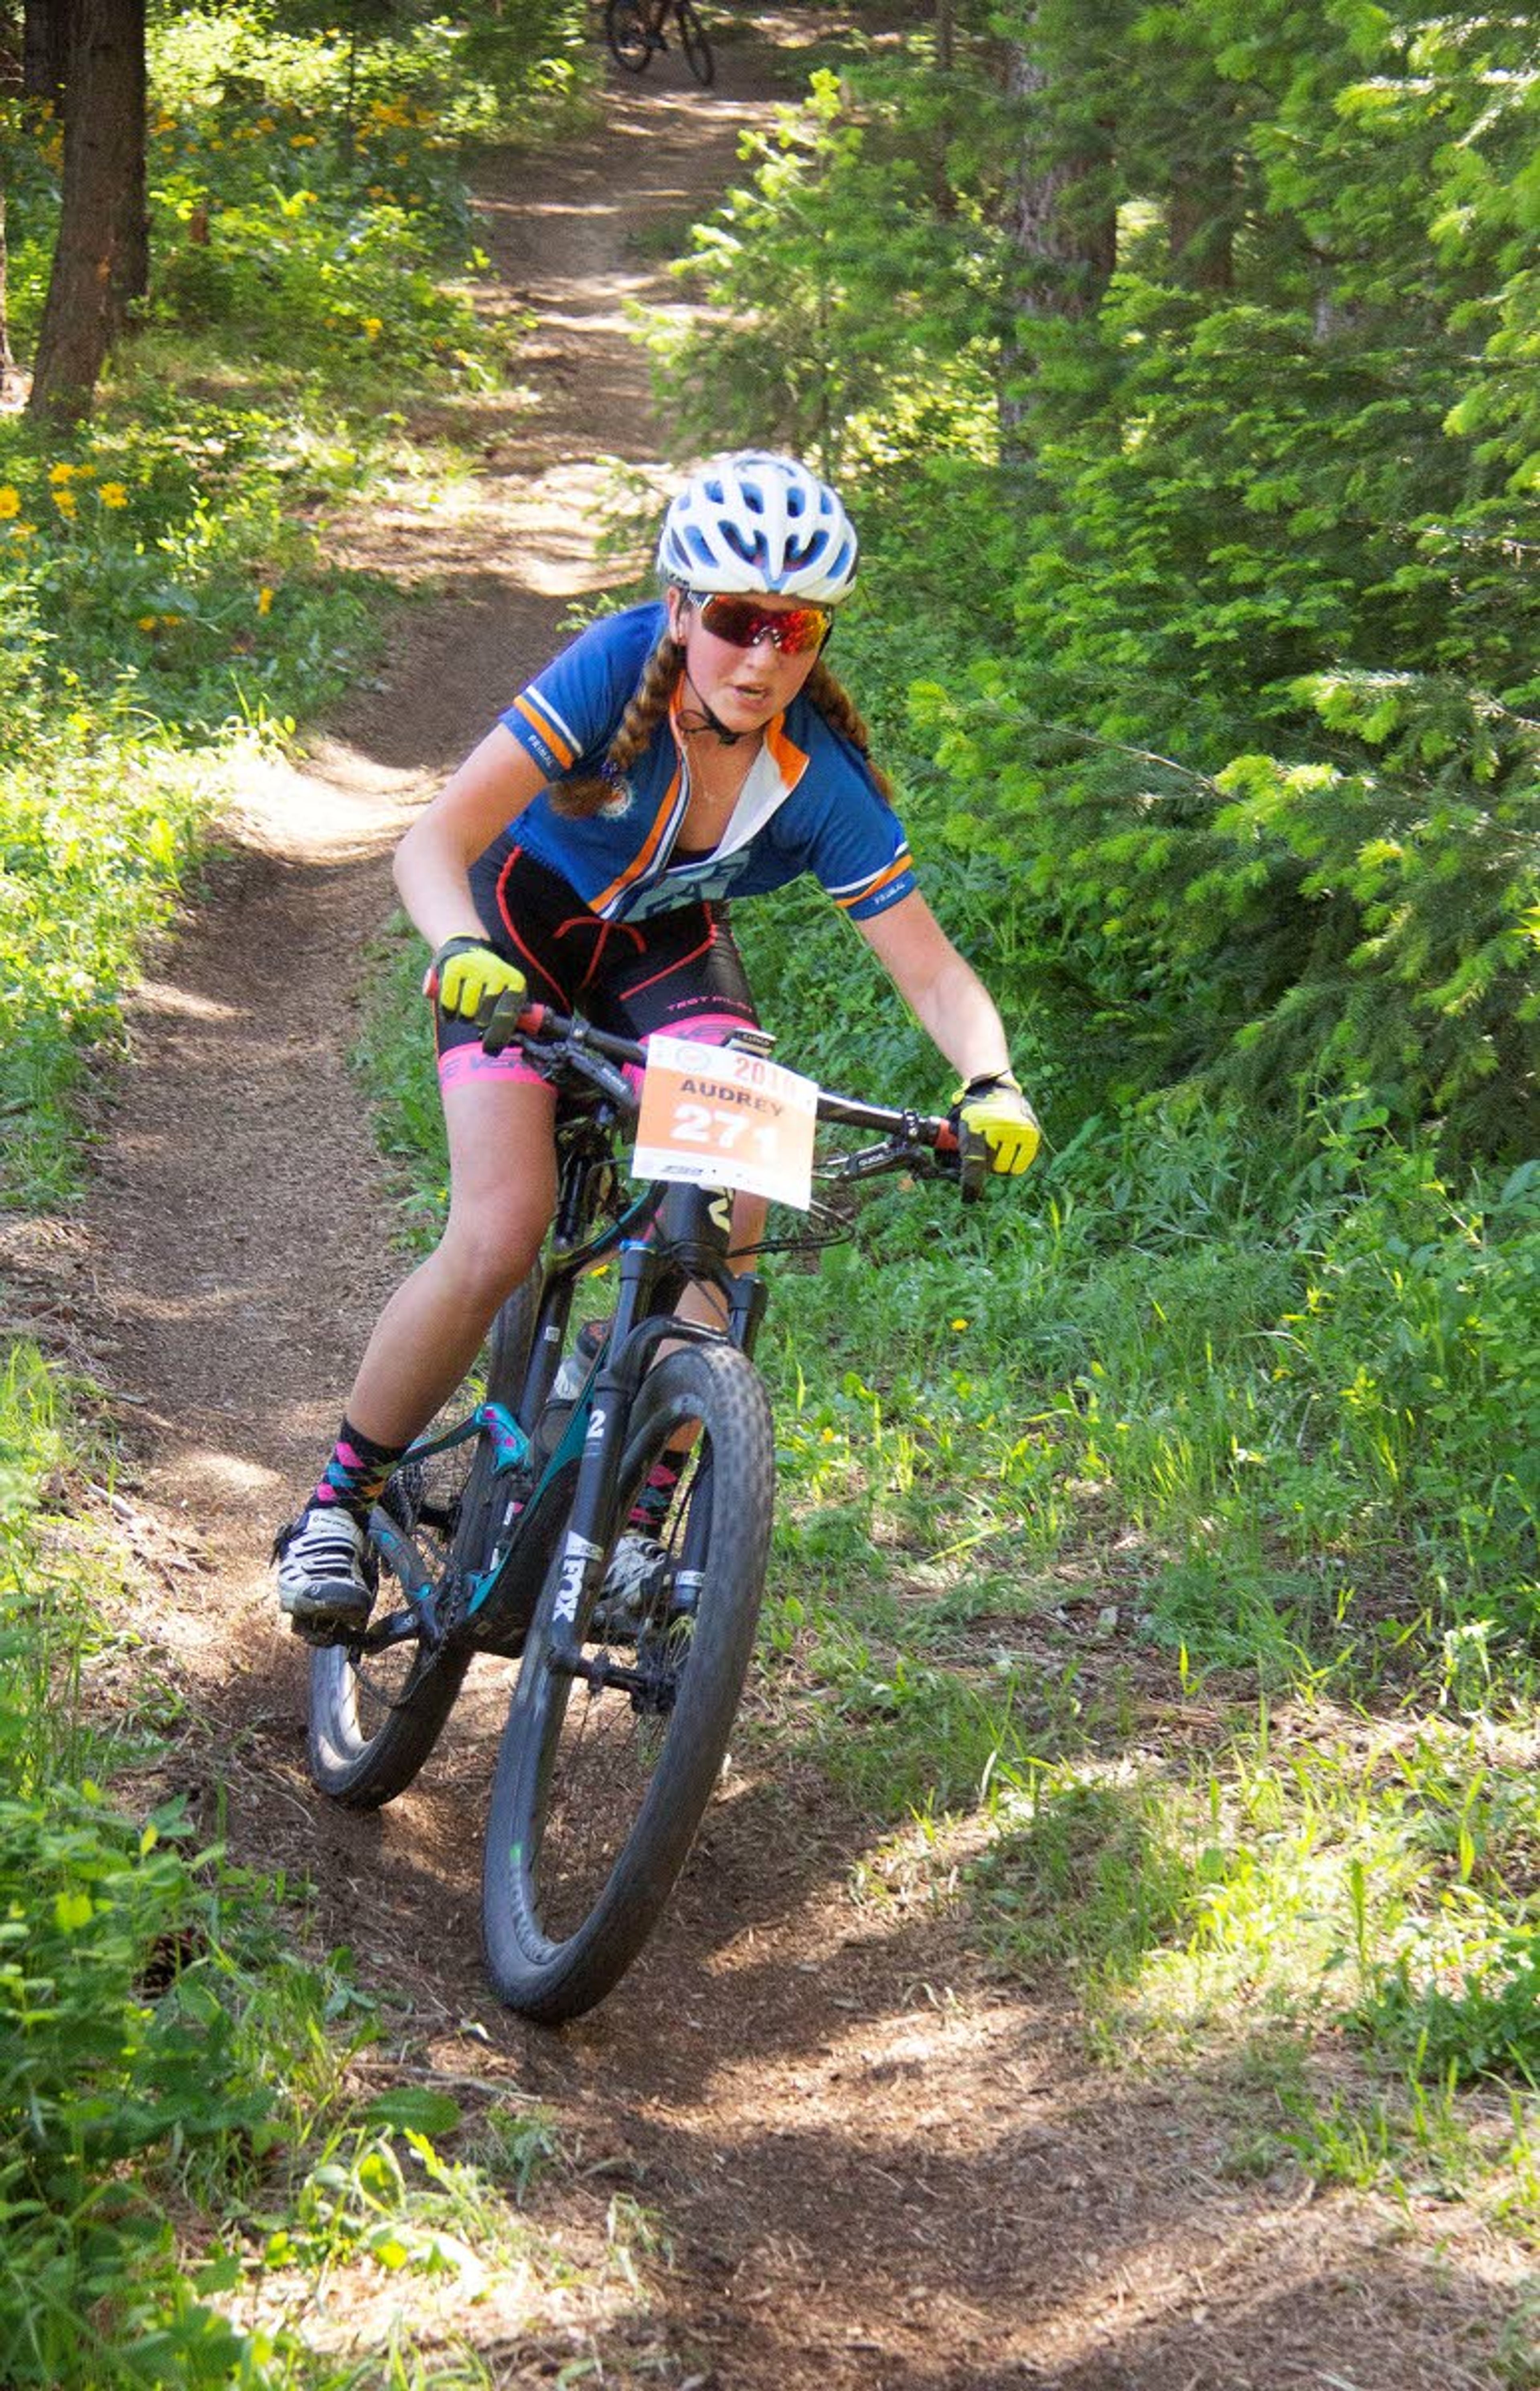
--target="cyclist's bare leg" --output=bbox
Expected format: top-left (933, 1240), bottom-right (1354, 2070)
top-left (673, 1189), bottom-right (765, 1333)
top-left (644, 1190), bottom-right (766, 1485)
top-left (344, 1073), bottom-right (558, 1449)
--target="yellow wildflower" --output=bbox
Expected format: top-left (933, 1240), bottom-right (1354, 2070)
top-left (256, 586), bottom-right (274, 616)
top-left (160, 614), bottom-right (181, 629)
top-left (256, 118), bottom-right (276, 135)
top-left (362, 316), bottom-right (383, 339)
top-left (137, 615), bottom-right (158, 632)
top-left (97, 483), bottom-right (128, 508)
top-left (0, 487), bottom-right (20, 519)
top-left (290, 132), bottom-right (316, 147)
top-left (74, 461), bottom-right (96, 477)
top-left (52, 487), bottom-right (78, 519)
top-left (950, 1318), bottom-right (969, 1331)
top-left (48, 462), bottom-right (75, 485)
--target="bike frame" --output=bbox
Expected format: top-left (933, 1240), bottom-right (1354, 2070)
top-left (359, 998), bottom-right (956, 1676)
top-left (364, 1114), bottom-right (767, 1670)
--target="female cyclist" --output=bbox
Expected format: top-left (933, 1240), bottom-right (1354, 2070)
top-left (275, 452), bottom-right (1040, 1636)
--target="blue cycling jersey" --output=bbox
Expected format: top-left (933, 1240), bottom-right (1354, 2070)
top-left (498, 604), bottom-right (917, 925)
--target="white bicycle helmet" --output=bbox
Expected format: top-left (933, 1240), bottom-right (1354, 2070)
top-left (657, 451), bottom-right (859, 602)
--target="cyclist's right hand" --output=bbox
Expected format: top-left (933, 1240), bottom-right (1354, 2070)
top-left (425, 936), bottom-right (527, 1024)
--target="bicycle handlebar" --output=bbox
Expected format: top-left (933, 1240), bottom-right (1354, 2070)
top-left (480, 992), bottom-right (977, 1189)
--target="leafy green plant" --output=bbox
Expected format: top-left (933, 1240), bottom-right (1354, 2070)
top-left (969, 1769), bottom-right (1196, 1988)
top-left (648, 67), bottom-right (999, 473)
top-left (0, 1347), bottom-right (270, 2385)
top-left (1362, 1939), bottom-right (1540, 2088)
top-left (656, 6), bottom-right (1540, 1165)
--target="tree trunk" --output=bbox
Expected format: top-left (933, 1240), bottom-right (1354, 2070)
top-left (22, 0), bottom-right (68, 107)
top-left (26, 0), bottom-right (146, 428)
top-left (1163, 87), bottom-right (1242, 295)
top-left (0, 187), bottom-right (22, 404)
top-left (1168, 173), bottom-right (1236, 293)
top-left (999, 32), bottom-right (1117, 444)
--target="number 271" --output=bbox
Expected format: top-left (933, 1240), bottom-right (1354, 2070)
top-left (674, 1103), bottom-right (776, 1156)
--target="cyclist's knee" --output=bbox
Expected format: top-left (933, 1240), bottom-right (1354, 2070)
top-left (730, 1191), bottom-right (766, 1259)
top-left (438, 1201), bottom-right (546, 1309)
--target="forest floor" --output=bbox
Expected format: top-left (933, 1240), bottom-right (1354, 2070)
top-left (18, 12), bottom-right (1534, 2387)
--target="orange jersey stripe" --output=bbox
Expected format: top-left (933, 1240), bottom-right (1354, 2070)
top-left (764, 713), bottom-right (809, 789)
top-left (513, 692), bottom-right (578, 769)
top-left (589, 769), bottom-right (684, 915)
top-left (833, 853), bottom-right (912, 911)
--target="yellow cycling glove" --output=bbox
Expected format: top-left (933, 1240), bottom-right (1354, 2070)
top-left (426, 936), bottom-right (528, 1024)
top-left (955, 1069), bottom-right (1042, 1177)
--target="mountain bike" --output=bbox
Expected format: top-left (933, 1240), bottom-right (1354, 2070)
top-left (604, 0), bottom-right (714, 87)
top-left (305, 1000), bottom-right (967, 2022)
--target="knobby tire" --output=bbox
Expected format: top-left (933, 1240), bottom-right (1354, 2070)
top-left (604, 0), bottom-right (652, 73)
top-left (306, 1280), bottom-right (537, 1809)
top-left (482, 1339), bottom-right (773, 2022)
top-left (676, 0), bottom-right (714, 85)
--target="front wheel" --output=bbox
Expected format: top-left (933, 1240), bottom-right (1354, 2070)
top-left (676, 0), bottom-right (714, 85)
top-left (482, 1339), bottom-right (773, 2022)
top-left (307, 1280), bottom-right (537, 1809)
top-left (604, 0), bottom-right (652, 72)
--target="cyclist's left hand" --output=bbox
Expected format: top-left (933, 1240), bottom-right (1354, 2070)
top-left (955, 1069), bottom-right (1041, 1177)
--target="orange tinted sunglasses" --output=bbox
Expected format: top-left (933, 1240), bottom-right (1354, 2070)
top-left (690, 592), bottom-right (833, 656)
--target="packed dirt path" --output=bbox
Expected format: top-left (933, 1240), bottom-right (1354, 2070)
top-left (47, 18), bottom-right (1531, 2389)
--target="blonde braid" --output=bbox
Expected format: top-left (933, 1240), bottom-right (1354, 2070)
top-left (548, 631), bottom-right (686, 819)
top-left (805, 659), bottom-right (896, 802)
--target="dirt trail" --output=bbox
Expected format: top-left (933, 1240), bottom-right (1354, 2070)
top-left (45, 22), bottom-right (1530, 2389)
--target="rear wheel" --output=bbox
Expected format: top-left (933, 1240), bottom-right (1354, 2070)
top-left (307, 1281), bottom-right (537, 1809)
top-left (604, 0), bottom-right (652, 72)
top-left (676, 0), bottom-right (713, 85)
top-left (482, 1339), bottom-right (773, 2022)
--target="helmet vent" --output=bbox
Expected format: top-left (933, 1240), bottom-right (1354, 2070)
top-left (656, 452), bottom-right (859, 602)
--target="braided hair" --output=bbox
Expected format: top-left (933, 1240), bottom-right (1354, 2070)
top-left (548, 624), bottom-right (894, 817)
top-left (548, 629), bottom-right (685, 819)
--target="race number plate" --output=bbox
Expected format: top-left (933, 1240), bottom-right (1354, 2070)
top-left (632, 1034), bottom-right (817, 1209)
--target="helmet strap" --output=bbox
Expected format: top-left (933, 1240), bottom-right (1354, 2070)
top-left (681, 668), bottom-right (747, 746)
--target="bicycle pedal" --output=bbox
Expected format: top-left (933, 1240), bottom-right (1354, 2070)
top-left (288, 1614), bottom-right (364, 1651)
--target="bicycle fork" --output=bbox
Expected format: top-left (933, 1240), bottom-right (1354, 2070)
top-left (538, 1199), bottom-right (764, 1695)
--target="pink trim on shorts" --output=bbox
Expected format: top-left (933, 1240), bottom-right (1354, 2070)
top-left (438, 1011), bottom-right (754, 1099)
top-left (438, 1044), bottom-right (553, 1093)
top-left (648, 1010), bottom-right (755, 1049)
top-left (629, 1012), bottom-right (755, 1095)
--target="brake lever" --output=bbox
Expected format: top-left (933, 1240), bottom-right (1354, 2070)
top-left (957, 1131), bottom-right (989, 1204)
top-left (818, 1133), bottom-right (957, 1185)
top-left (563, 1046), bottom-right (638, 1111)
top-left (480, 986), bottom-right (528, 1057)
top-left (478, 995), bottom-right (638, 1112)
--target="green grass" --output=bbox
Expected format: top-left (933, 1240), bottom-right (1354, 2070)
top-left (4, 0), bottom-right (1535, 2340)
top-left (0, 0), bottom-right (597, 1215)
top-left (348, 882), bottom-right (1540, 2213)
top-left (0, 1326), bottom-right (684, 2385)
top-left (0, 10), bottom-right (633, 2380)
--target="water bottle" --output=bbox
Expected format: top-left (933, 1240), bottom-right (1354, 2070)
top-left (533, 1318), bottom-right (607, 1462)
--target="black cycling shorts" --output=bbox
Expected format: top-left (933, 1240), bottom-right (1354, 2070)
top-left (436, 837), bottom-right (759, 1092)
